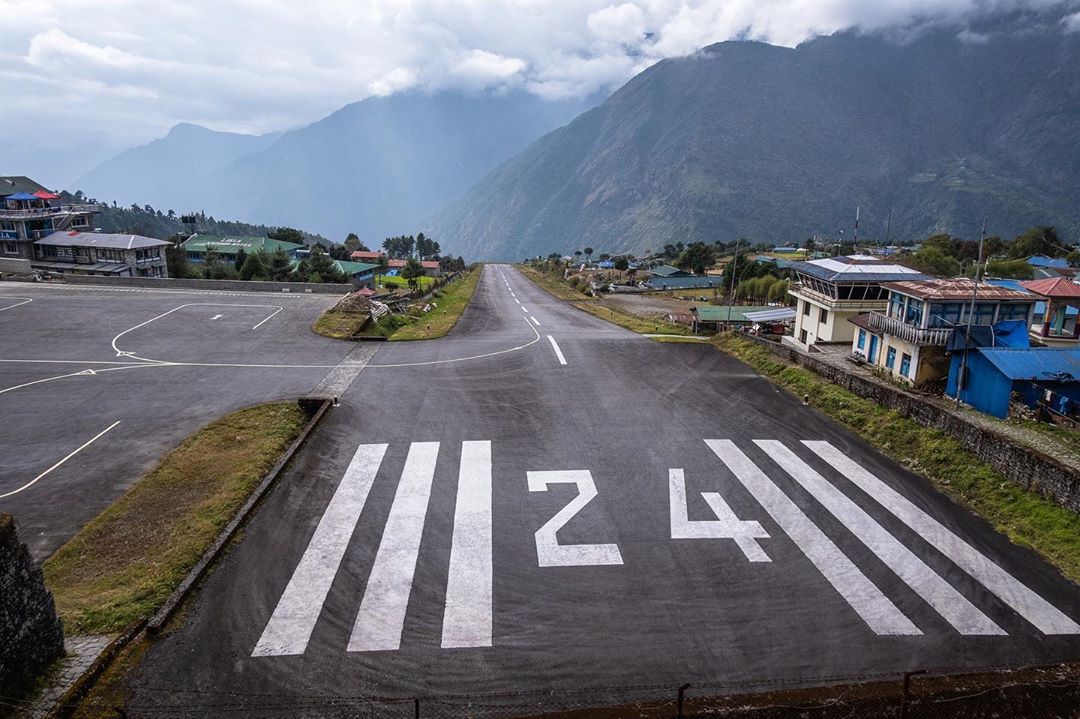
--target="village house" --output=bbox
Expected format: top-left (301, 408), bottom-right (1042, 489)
top-left (1, 176), bottom-right (98, 262)
top-left (33, 231), bottom-right (170, 278)
top-left (849, 278), bottom-right (1035, 388)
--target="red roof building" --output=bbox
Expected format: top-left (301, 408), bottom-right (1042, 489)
top-left (350, 250), bottom-right (386, 261)
top-left (1021, 277), bottom-right (1080, 342)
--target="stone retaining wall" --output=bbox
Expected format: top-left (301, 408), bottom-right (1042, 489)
top-left (0, 513), bottom-right (64, 693)
top-left (742, 334), bottom-right (1080, 514)
top-left (60, 274), bottom-right (353, 294)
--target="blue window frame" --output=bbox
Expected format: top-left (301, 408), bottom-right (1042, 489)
top-left (857, 329), bottom-right (866, 350)
top-left (885, 346), bottom-right (897, 369)
top-left (900, 353), bottom-right (912, 377)
top-left (974, 303), bottom-right (996, 325)
top-left (904, 298), bottom-right (924, 326)
top-left (889, 293), bottom-right (904, 320)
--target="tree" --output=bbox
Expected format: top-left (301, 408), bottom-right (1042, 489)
top-left (164, 241), bottom-right (190, 280)
top-left (584, 247), bottom-right (594, 261)
top-left (234, 247), bottom-right (248, 272)
top-left (268, 248), bottom-right (293, 281)
top-left (1068, 249), bottom-right (1080, 268)
top-left (904, 246), bottom-right (961, 277)
top-left (675, 242), bottom-right (716, 276)
top-left (985, 258), bottom-right (1034, 280)
top-left (402, 257), bottom-right (425, 290)
top-left (415, 233), bottom-right (441, 260)
top-left (240, 250), bottom-right (269, 281)
top-left (267, 227), bottom-right (305, 244)
top-left (599, 253), bottom-right (611, 262)
top-left (1008, 226), bottom-right (1066, 259)
top-left (343, 233), bottom-right (368, 253)
top-left (306, 245), bottom-right (345, 283)
top-left (382, 235), bottom-right (416, 259)
top-left (614, 257), bottom-right (630, 271)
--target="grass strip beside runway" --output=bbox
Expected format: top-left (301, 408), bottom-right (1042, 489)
top-left (312, 308), bottom-right (369, 339)
top-left (713, 333), bottom-right (1080, 586)
top-left (388, 264), bottom-right (482, 341)
top-left (43, 402), bottom-right (308, 635)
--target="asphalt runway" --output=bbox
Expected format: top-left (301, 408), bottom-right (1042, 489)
top-left (122, 265), bottom-right (1080, 715)
top-left (0, 283), bottom-right (353, 558)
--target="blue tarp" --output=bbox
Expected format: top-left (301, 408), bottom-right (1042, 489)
top-left (946, 320), bottom-right (1030, 351)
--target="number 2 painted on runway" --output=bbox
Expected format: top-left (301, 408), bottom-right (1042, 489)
top-left (527, 470), bottom-right (624, 567)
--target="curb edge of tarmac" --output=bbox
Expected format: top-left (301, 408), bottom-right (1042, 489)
top-left (47, 395), bottom-right (335, 719)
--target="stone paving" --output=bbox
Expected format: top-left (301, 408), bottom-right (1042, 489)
top-left (17, 635), bottom-right (112, 719)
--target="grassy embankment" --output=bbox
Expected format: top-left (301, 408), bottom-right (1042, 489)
top-left (311, 266), bottom-right (482, 341)
top-left (516, 264), bottom-right (693, 336)
top-left (43, 402), bottom-right (308, 635)
top-left (713, 333), bottom-right (1080, 585)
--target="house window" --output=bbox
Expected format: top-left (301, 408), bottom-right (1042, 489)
top-left (819, 308), bottom-right (829, 325)
top-left (799, 328), bottom-right (808, 344)
top-left (900, 353), bottom-right (912, 377)
top-left (998, 304), bottom-right (1030, 321)
top-left (974, 303), bottom-right (996, 325)
top-left (1, 221), bottom-right (14, 232)
top-left (857, 329), bottom-right (866, 350)
top-left (885, 346), bottom-right (897, 369)
top-left (802, 301), bottom-right (811, 316)
top-left (889, 293), bottom-right (904, 320)
top-left (929, 302), bottom-right (963, 327)
top-left (3, 241), bottom-right (17, 255)
top-left (904, 298), bottom-right (924, 326)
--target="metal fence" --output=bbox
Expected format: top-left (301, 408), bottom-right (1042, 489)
top-left (14, 662), bottom-right (1078, 719)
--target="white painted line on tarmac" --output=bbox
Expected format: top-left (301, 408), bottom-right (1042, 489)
top-left (252, 443), bottom-right (388, 657)
top-left (0, 363), bottom-right (158, 397)
top-left (530, 316), bottom-right (540, 326)
top-left (441, 441), bottom-right (493, 648)
top-left (806, 441), bottom-right (1080, 634)
top-left (0, 421), bottom-right (120, 499)
top-left (547, 335), bottom-right (567, 365)
top-left (210, 314), bottom-right (224, 321)
top-left (520, 306), bottom-right (529, 313)
top-left (251, 307), bottom-right (283, 330)
top-left (704, 439), bottom-right (921, 635)
top-left (0, 297), bottom-right (33, 313)
top-left (514, 298), bottom-right (521, 305)
top-left (759, 441), bottom-right (1004, 635)
top-left (350, 442), bottom-right (440, 651)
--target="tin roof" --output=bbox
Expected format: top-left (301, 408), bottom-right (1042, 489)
top-left (1026, 255), bottom-right (1070, 269)
top-left (35, 231), bottom-right (169, 250)
top-left (181, 234), bottom-right (304, 254)
top-left (977, 347), bottom-right (1080, 381)
top-left (692, 305), bottom-right (777, 322)
top-left (791, 255), bottom-right (927, 283)
top-left (1020, 277), bottom-right (1080, 299)
top-left (880, 278), bottom-right (1034, 301)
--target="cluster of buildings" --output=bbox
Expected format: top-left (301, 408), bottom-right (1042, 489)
top-left (349, 250), bottom-right (442, 277)
top-left (785, 255), bottom-right (1080, 419)
top-left (1, 176), bottom-right (169, 278)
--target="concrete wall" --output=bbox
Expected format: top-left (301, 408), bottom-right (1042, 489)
top-left (741, 334), bottom-right (1080, 514)
top-left (61, 274), bottom-right (352, 295)
top-left (0, 513), bottom-right (64, 693)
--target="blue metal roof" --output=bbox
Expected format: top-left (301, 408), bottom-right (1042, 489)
top-left (977, 347), bottom-right (1080, 381)
top-left (1026, 255), bottom-right (1069, 269)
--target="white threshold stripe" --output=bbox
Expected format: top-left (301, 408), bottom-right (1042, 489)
top-left (758, 441), bottom-right (1004, 635)
top-left (547, 335), bottom-right (567, 365)
top-left (441, 441), bottom-right (493, 648)
top-left (350, 442), bottom-right (440, 651)
top-left (252, 443), bottom-right (388, 657)
top-left (530, 316), bottom-right (540, 326)
top-left (0, 421), bottom-right (120, 500)
top-left (806, 441), bottom-right (1080, 634)
top-left (705, 440), bottom-right (920, 635)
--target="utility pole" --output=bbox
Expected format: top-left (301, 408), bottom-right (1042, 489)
top-left (955, 217), bottom-right (988, 409)
top-left (853, 206), bottom-right (860, 251)
top-left (726, 239), bottom-right (742, 327)
top-left (885, 208), bottom-right (893, 248)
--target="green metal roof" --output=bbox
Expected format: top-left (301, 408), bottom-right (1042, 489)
top-left (650, 264), bottom-right (691, 277)
top-left (693, 305), bottom-right (778, 322)
top-left (182, 234), bottom-right (304, 254)
top-left (289, 259), bottom-right (379, 276)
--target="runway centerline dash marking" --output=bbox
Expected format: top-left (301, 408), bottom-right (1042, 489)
top-left (547, 335), bottom-right (567, 365)
top-left (350, 442), bottom-right (440, 651)
top-left (252, 443), bottom-right (388, 657)
top-left (530, 316), bottom-right (540, 326)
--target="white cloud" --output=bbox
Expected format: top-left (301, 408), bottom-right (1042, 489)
top-left (0, 0), bottom-right (1072, 184)
top-left (1064, 11), bottom-right (1080, 31)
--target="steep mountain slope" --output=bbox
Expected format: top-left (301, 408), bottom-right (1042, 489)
top-left (430, 25), bottom-right (1080, 260)
top-left (76, 92), bottom-right (587, 244)
top-left (76, 123), bottom-right (280, 212)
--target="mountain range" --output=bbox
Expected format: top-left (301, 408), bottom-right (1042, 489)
top-left (431, 20), bottom-right (1080, 260)
top-left (75, 92), bottom-right (589, 245)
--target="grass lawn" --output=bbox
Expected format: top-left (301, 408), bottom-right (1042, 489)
top-left (713, 333), bottom-right (1080, 585)
top-left (312, 308), bottom-right (368, 339)
top-left (516, 264), bottom-right (591, 301)
top-left (43, 402), bottom-right (308, 635)
top-left (389, 265), bottom-right (482, 341)
top-left (377, 274), bottom-right (435, 292)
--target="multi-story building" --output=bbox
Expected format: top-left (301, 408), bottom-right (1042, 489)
top-left (849, 278), bottom-right (1035, 388)
top-left (33, 231), bottom-right (170, 278)
top-left (785, 255), bottom-right (928, 351)
top-left (1, 176), bottom-right (99, 261)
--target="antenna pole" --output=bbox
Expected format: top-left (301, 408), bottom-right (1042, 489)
top-left (955, 217), bottom-right (987, 409)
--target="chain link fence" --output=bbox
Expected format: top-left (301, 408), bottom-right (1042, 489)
top-left (4, 662), bottom-right (1079, 718)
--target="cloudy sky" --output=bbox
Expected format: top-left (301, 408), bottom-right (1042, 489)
top-left (2, 0), bottom-right (1076, 184)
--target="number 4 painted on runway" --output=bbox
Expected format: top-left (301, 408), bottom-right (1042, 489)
top-left (527, 470), bottom-right (624, 567)
top-left (669, 469), bottom-right (771, 562)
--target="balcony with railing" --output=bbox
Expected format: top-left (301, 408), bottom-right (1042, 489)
top-left (0, 203), bottom-right (102, 221)
top-left (867, 312), bottom-right (952, 346)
